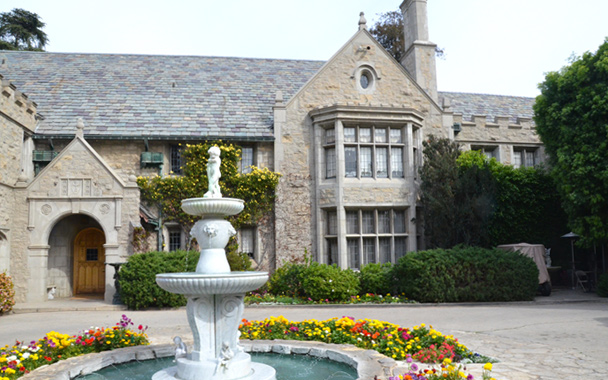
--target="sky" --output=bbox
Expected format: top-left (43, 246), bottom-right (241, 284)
top-left (2, 0), bottom-right (608, 98)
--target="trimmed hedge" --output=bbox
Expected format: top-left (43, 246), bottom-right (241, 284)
top-left (358, 263), bottom-right (393, 295)
top-left (598, 273), bottom-right (608, 297)
top-left (268, 261), bottom-right (359, 302)
top-left (118, 250), bottom-right (199, 310)
top-left (391, 246), bottom-right (538, 302)
top-left (119, 249), bottom-right (253, 310)
top-left (266, 262), bottom-right (308, 298)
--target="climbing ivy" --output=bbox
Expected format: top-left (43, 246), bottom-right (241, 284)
top-left (137, 142), bottom-right (281, 248)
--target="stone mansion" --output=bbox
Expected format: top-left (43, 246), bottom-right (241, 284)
top-left (0, 0), bottom-right (540, 303)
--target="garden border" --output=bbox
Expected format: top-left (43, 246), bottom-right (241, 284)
top-left (19, 339), bottom-right (396, 380)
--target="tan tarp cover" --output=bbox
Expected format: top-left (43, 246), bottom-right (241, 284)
top-left (497, 243), bottom-right (551, 284)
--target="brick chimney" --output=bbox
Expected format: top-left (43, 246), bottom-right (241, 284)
top-left (400, 0), bottom-right (438, 101)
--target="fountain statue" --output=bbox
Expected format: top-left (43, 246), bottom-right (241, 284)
top-left (154, 147), bottom-right (275, 380)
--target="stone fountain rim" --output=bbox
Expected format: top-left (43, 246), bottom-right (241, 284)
top-left (20, 340), bottom-right (396, 380)
top-left (181, 197), bottom-right (245, 217)
top-left (156, 271), bottom-right (268, 278)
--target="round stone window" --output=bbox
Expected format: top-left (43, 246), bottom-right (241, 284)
top-left (360, 71), bottom-right (371, 89)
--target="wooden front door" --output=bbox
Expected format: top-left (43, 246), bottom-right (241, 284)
top-left (73, 228), bottom-right (105, 295)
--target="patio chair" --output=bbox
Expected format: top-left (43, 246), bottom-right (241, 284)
top-left (575, 270), bottom-right (590, 292)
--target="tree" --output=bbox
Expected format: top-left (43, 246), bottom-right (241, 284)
top-left (458, 150), bottom-right (568, 249)
top-left (534, 39), bottom-right (608, 245)
top-left (369, 10), bottom-right (444, 63)
top-left (369, 11), bottom-right (404, 62)
top-left (0, 8), bottom-right (48, 51)
top-left (420, 136), bottom-right (494, 248)
top-left (420, 138), bottom-right (566, 250)
top-left (137, 142), bottom-right (280, 261)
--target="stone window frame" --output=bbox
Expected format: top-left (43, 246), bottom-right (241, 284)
top-left (471, 144), bottom-right (499, 163)
top-left (325, 208), bottom-right (408, 269)
top-left (168, 229), bottom-right (182, 252)
top-left (170, 144), bottom-right (183, 174)
top-left (238, 226), bottom-right (256, 259)
top-left (352, 63), bottom-right (380, 95)
top-left (512, 146), bottom-right (538, 168)
top-left (342, 124), bottom-right (406, 179)
top-left (240, 146), bottom-right (255, 174)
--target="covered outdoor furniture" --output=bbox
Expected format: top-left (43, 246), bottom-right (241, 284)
top-left (497, 243), bottom-right (551, 296)
top-left (575, 270), bottom-right (591, 292)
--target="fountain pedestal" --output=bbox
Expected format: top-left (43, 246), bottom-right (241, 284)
top-left (153, 196), bottom-right (275, 380)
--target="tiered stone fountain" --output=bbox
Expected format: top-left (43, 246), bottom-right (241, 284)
top-left (153, 146), bottom-right (276, 380)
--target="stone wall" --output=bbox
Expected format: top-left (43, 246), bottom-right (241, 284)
top-left (453, 114), bottom-right (544, 165)
top-left (275, 30), bottom-right (446, 265)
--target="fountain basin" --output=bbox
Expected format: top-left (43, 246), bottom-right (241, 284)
top-left (181, 198), bottom-right (244, 217)
top-left (156, 272), bottom-right (269, 295)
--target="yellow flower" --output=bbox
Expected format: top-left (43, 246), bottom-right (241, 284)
top-left (483, 363), bottom-right (493, 371)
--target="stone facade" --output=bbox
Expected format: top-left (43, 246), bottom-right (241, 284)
top-left (0, 0), bottom-right (544, 303)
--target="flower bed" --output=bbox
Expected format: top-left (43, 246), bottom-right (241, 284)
top-left (239, 316), bottom-right (491, 364)
top-left (391, 357), bottom-right (496, 380)
top-left (0, 315), bottom-right (148, 380)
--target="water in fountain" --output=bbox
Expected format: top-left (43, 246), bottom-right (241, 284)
top-left (76, 353), bottom-right (357, 380)
top-left (153, 146), bottom-right (275, 380)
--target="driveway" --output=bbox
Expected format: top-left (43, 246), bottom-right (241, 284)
top-left (1, 289), bottom-right (606, 379)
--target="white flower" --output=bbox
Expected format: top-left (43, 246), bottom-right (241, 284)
top-left (22, 352), bottom-right (30, 359)
top-left (328, 279), bottom-right (333, 283)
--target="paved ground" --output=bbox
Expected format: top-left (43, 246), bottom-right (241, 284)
top-left (2, 288), bottom-right (607, 379)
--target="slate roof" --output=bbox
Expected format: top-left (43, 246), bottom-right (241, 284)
top-left (1, 51), bottom-right (536, 139)
top-left (439, 92), bottom-right (536, 123)
top-left (0, 51), bottom-right (324, 140)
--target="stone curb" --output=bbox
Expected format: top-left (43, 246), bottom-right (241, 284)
top-left (10, 295), bottom-right (607, 315)
top-left (19, 340), bottom-right (394, 380)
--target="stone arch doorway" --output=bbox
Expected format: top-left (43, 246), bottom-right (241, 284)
top-left (47, 214), bottom-right (105, 298)
top-left (73, 227), bottom-right (106, 295)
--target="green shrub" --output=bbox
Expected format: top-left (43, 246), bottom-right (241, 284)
top-left (598, 273), bottom-right (608, 297)
top-left (0, 271), bottom-right (15, 315)
top-left (119, 250), bottom-right (199, 310)
top-left (300, 262), bottom-right (359, 302)
top-left (227, 246), bottom-right (253, 272)
top-left (358, 263), bottom-right (393, 295)
top-left (267, 262), bottom-right (308, 297)
top-left (391, 246), bottom-right (538, 302)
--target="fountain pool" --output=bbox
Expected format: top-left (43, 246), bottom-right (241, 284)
top-left (75, 352), bottom-right (357, 380)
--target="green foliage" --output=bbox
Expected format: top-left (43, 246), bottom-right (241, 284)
top-left (300, 263), bottom-right (359, 302)
top-left (391, 246), bottom-right (539, 302)
top-left (421, 140), bottom-right (568, 249)
top-left (420, 136), bottom-right (461, 248)
top-left (370, 10), bottom-right (444, 62)
top-left (597, 273), bottom-right (608, 297)
top-left (267, 257), bottom-right (359, 302)
top-left (226, 242), bottom-right (253, 271)
top-left (0, 8), bottom-right (48, 51)
top-left (267, 261), bottom-right (309, 297)
top-left (137, 142), bottom-right (280, 250)
top-left (369, 11), bottom-right (404, 62)
top-left (118, 250), bottom-right (199, 310)
top-left (358, 263), bottom-right (393, 295)
top-left (534, 38), bottom-right (608, 245)
top-left (459, 150), bottom-right (568, 246)
top-left (0, 272), bottom-right (15, 314)
top-left (420, 137), bottom-right (496, 248)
